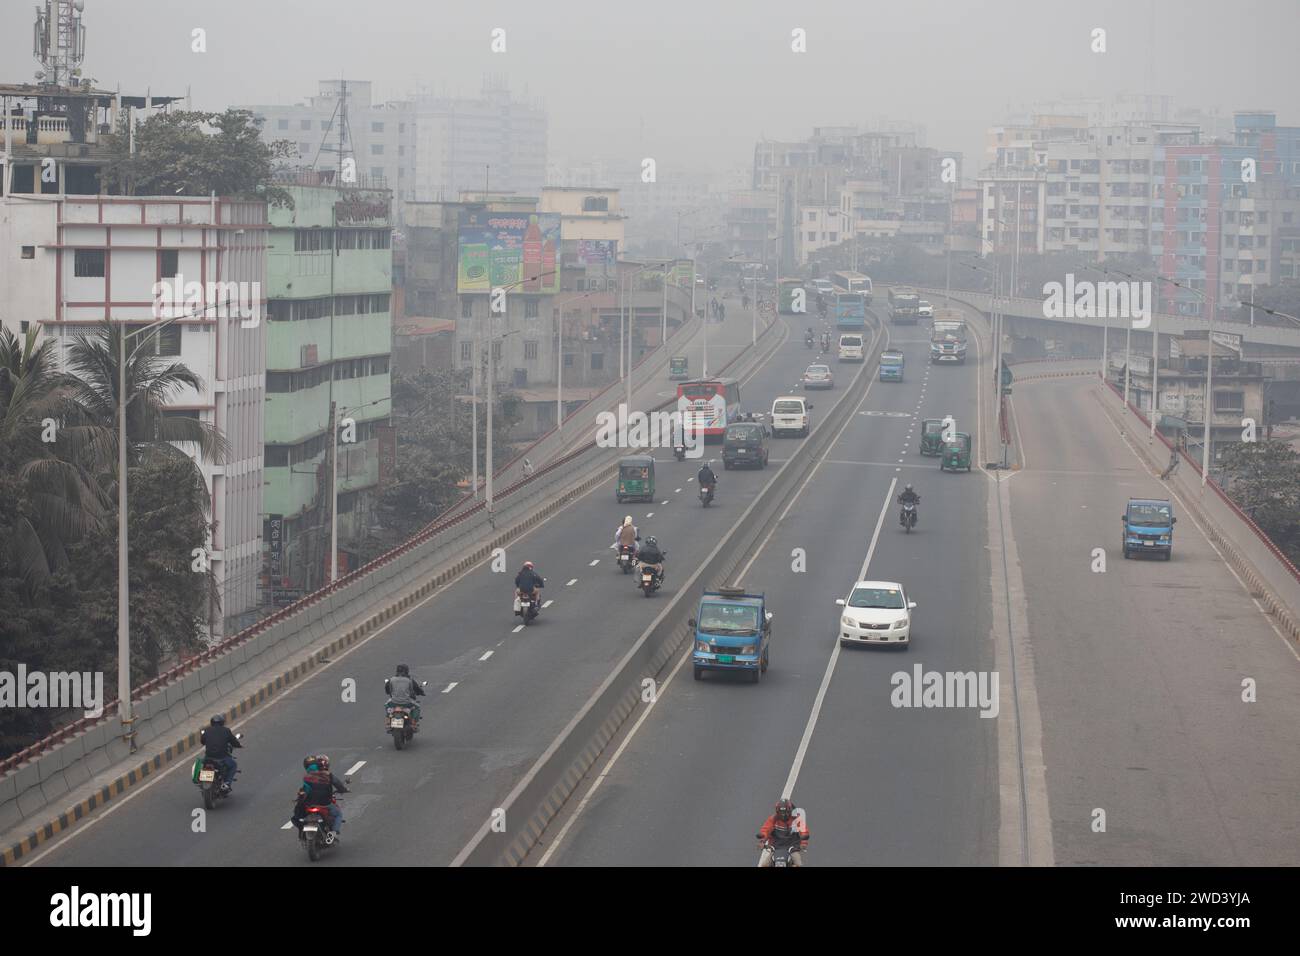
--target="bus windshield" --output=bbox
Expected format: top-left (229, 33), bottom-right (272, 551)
top-left (681, 385), bottom-right (718, 400)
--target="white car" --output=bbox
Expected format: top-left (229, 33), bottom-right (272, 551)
top-left (770, 395), bottom-right (812, 437)
top-left (917, 301), bottom-right (934, 319)
top-left (836, 580), bottom-right (916, 647)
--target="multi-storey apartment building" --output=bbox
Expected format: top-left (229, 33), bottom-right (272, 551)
top-left (262, 175), bottom-right (393, 597)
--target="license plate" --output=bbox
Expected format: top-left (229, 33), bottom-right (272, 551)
top-left (302, 825), bottom-right (318, 834)
top-left (718, 654), bottom-right (735, 663)
top-left (642, 575), bottom-right (652, 583)
top-left (1144, 540), bottom-right (1154, 546)
top-left (390, 718), bottom-right (405, 728)
top-left (198, 769), bottom-right (216, 782)
top-left (737, 449), bottom-right (746, 454)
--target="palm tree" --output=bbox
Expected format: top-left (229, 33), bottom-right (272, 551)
top-left (62, 321), bottom-right (228, 474)
top-left (0, 325), bottom-right (106, 587)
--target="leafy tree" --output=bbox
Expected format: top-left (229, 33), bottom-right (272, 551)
top-left (0, 326), bottom-right (106, 588)
top-left (100, 109), bottom-right (295, 207)
top-left (1218, 439), bottom-right (1300, 564)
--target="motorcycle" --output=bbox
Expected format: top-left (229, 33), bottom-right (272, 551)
top-left (640, 564), bottom-right (664, 597)
top-left (515, 586), bottom-right (544, 625)
top-left (194, 732), bottom-right (243, 810)
top-left (901, 501), bottom-right (917, 533)
top-left (757, 824), bottom-right (805, 868)
top-left (804, 335), bottom-right (814, 349)
top-left (673, 444), bottom-right (686, 462)
top-left (617, 543), bottom-right (638, 574)
top-left (385, 681), bottom-right (428, 750)
top-left (298, 787), bottom-right (347, 862)
top-left (699, 483), bottom-right (715, 507)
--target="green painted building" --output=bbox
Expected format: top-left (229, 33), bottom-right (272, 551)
top-left (263, 175), bottom-right (394, 596)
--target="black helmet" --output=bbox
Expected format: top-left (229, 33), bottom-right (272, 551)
top-left (396, 664), bottom-right (410, 677)
top-left (775, 798), bottom-right (795, 822)
top-left (644, 536), bottom-right (657, 547)
top-left (904, 484), bottom-right (913, 493)
top-left (210, 714), bottom-right (225, 726)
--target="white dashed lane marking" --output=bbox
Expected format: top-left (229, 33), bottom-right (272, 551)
top-left (479, 651), bottom-right (494, 661)
top-left (542, 599), bottom-right (554, 608)
top-left (566, 578), bottom-right (577, 586)
top-left (588, 559), bottom-right (600, 566)
top-left (345, 760), bottom-right (366, 776)
top-left (442, 682), bottom-right (459, 693)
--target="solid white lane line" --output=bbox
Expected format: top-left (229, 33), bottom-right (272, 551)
top-left (566, 578), bottom-right (578, 586)
top-left (479, 651), bottom-right (494, 661)
top-left (345, 760), bottom-right (366, 777)
top-left (780, 479), bottom-right (896, 803)
top-left (442, 682), bottom-right (459, 693)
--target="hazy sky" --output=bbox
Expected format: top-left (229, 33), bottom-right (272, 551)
top-left (8, 0), bottom-right (1299, 180)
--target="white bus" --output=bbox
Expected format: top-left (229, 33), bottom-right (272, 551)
top-left (829, 271), bottom-right (873, 304)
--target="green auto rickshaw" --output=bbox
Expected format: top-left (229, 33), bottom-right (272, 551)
top-left (616, 455), bottom-right (656, 503)
top-left (939, 433), bottom-right (972, 472)
top-left (920, 419), bottom-right (947, 456)
top-left (669, 355), bottom-right (690, 380)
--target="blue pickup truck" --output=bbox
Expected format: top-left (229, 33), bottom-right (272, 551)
top-left (690, 586), bottom-right (772, 683)
top-left (1121, 498), bottom-right (1176, 560)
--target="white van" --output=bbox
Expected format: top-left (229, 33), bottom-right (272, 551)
top-left (771, 395), bottom-right (812, 437)
top-left (838, 333), bottom-right (865, 363)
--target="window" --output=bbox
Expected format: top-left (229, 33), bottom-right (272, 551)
top-left (74, 249), bottom-right (105, 277)
top-left (807, 232), bottom-right (816, 241)
top-left (277, 119), bottom-right (289, 130)
top-left (491, 342), bottom-right (502, 362)
top-left (159, 249), bottom-right (179, 277)
top-left (300, 119), bottom-right (312, 130)
top-left (294, 229), bottom-right (332, 252)
top-left (461, 341), bottom-right (472, 362)
top-left (524, 341), bottom-right (538, 360)
top-left (371, 122), bottom-right (384, 133)
top-left (370, 356), bottom-right (390, 375)
top-left (525, 298), bottom-right (539, 319)
top-left (371, 167), bottom-right (384, 178)
top-left (21, 245), bottom-right (35, 259)
top-left (157, 324), bottom-right (181, 356)
top-left (461, 298), bottom-right (473, 319)
top-left (563, 353), bottom-right (574, 367)
top-left (591, 352), bottom-right (604, 371)
top-left (1213, 391), bottom-right (1244, 413)
top-left (370, 144), bottom-right (384, 155)
top-left (582, 196), bottom-right (608, 212)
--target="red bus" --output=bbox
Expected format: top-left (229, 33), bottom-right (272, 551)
top-left (676, 378), bottom-right (742, 440)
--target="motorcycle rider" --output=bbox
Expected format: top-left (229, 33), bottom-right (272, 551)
top-left (199, 714), bottom-right (241, 792)
top-left (804, 327), bottom-right (815, 347)
top-left (697, 461), bottom-right (717, 500)
top-left (385, 663), bottom-right (426, 730)
top-left (637, 535), bottom-right (666, 584)
top-left (294, 754), bottom-right (349, 838)
top-left (515, 560), bottom-right (545, 605)
top-left (898, 484), bottom-right (920, 526)
top-left (612, 515), bottom-right (639, 558)
top-left (821, 331), bottom-right (830, 351)
top-left (757, 798), bottom-right (810, 867)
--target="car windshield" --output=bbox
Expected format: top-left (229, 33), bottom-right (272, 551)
top-left (848, 587), bottom-right (905, 610)
top-left (727, 425), bottom-right (762, 441)
top-left (774, 401), bottom-right (803, 414)
top-left (882, 352), bottom-right (902, 361)
top-left (923, 421), bottom-right (945, 434)
top-left (806, 366), bottom-right (829, 375)
top-left (619, 465), bottom-right (650, 479)
top-left (699, 602), bottom-right (759, 634)
top-left (1129, 503), bottom-right (1172, 526)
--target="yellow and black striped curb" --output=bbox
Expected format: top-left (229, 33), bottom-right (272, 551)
top-left (0, 456), bottom-right (619, 867)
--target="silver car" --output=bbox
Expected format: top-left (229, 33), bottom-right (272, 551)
top-left (802, 364), bottom-right (834, 389)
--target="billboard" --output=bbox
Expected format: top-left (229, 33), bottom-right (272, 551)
top-left (458, 210), bottom-right (561, 294)
top-left (673, 259), bottom-right (694, 288)
top-left (576, 239), bottom-right (617, 265)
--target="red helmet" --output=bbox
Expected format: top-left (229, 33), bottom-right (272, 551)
top-left (775, 798), bottom-right (795, 822)
top-left (523, 561), bottom-right (534, 570)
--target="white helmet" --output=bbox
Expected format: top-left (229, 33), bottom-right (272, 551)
top-left (623, 515), bottom-right (633, 526)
